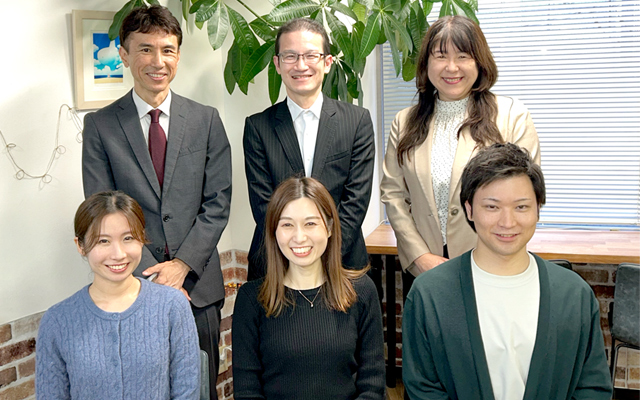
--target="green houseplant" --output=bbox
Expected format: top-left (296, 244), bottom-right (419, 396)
top-left (110, 0), bottom-right (478, 104)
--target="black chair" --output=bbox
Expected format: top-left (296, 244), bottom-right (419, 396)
top-left (200, 350), bottom-right (210, 400)
top-left (548, 259), bottom-right (573, 271)
top-left (608, 263), bottom-right (640, 382)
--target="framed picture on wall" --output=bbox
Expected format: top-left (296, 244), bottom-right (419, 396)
top-left (72, 10), bottom-right (133, 110)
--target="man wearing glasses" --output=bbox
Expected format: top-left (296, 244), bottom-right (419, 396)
top-left (243, 18), bottom-right (375, 280)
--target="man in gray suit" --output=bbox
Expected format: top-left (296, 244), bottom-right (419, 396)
top-left (243, 18), bottom-right (375, 280)
top-left (81, 6), bottom-right (231, 399)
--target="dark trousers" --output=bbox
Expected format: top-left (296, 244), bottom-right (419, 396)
top-left (192, 299), bottom-right (223, 400)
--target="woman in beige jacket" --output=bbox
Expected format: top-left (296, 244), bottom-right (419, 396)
top-left (381, 16), bottom-right (540, 276)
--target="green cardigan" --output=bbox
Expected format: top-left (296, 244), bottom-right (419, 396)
top-left (402, 251), bottom-right (612, 400)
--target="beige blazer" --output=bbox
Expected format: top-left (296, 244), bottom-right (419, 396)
top-left (381, 95), bottom-right (541, 270)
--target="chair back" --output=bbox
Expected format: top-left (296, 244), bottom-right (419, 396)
top-left (611, 263), bottom-right (640, 346)
top-left (200, 350), bottom-right (210, 400)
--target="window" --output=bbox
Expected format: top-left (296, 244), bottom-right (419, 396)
top-left (380, 0), bottom-right (640, 228)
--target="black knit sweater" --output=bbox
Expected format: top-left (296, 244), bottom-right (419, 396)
top-left (232, 275), bottom-right (385, 400)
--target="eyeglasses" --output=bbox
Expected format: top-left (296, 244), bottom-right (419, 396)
top-left (278, 53), bottom-right (326, 64)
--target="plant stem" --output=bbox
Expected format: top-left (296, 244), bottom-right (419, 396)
top-left (235, 0), bottom-right (275, 28)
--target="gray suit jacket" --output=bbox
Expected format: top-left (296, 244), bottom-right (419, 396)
top-left (82, 91), bottom-right (232, 307)
top-left (243, 95), bottom-right (375, 279)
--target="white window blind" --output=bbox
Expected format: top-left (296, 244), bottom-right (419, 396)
top-left (380, 0), bottom-right (640, 227)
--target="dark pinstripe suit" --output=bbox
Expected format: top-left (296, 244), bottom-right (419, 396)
top-left (243, 95), bottom-right (375, 280)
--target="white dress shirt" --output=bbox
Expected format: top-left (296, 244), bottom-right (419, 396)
top-left (287, 95), bottom-right (323, 177)
top-left (132, 90), bottom-right (172, 144)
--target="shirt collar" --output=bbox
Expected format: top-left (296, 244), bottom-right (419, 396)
top-left (286, 94), bottom-right (324, 121)
top-left (131, 90), bottom-right (172, 119)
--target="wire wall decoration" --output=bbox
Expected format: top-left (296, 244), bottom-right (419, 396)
top-left (0, 104), bottom-right (83, 185)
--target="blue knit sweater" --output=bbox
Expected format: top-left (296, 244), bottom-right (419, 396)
top-left (36, 278), bottom-right (200, 400)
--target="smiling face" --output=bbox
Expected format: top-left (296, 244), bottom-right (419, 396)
top-left (77, 212), bottom-right (143, 287)
top-left (275, 197), bottom-right (330, 272)
top-left (274, 30), bottom-right (333, 108)
top-left (119, 31), bottom-right (180, 108)
top-left (465, 175), bottom-right (539, 273)
top-left (427, 41), bottom-right (478, 102)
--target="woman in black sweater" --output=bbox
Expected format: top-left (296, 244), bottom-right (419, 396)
top-left (232, 177), bottom-right (385, 400)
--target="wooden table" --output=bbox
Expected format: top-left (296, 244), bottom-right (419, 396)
top-left (366, 223), bottom-right (640, 386)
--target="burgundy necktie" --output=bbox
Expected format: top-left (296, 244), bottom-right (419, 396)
top-left (148, 109), bottom-right (167, 188)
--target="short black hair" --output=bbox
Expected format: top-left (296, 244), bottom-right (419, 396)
top-left (460, 143), bottom-right (545, 232)
top-left (120, 5), bottom-right (182, 51)
top-left (275, 18), bottom-right (331, 56)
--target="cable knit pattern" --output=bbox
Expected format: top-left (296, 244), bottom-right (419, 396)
top-left (36, 278), bottom-right (200, 400)
top-left (431, 97), bottom-right (469, 245)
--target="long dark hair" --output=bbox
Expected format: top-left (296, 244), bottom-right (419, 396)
top-left (258, 177), bottom-right (365, 317)
top-left (397, 16), bottom-right (502, 165)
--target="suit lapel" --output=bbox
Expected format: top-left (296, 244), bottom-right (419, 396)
top-left (164, 93), bottom-right (187, 198)
top-left (449, 127), bottom-right (478, 204)
top-left (274, 101), bottom-right (305, 172)
top-left (459, 252), bottom-right (496, 399)
top-left (414, 119), bottom-right (440, 225)
top-left (523, 255), bottom-right (552, 400)
top-left (311, 95), bottom-right (336, 178)
top-left (116, 92), bottom-right (161, 198)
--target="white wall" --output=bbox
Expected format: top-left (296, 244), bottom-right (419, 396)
top-left (0, 0), bottom-right (382, 325)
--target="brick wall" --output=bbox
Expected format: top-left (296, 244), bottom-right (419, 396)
top-left (383, 260), bottom-right (640, 391)
top-left (0, 313), bottom-right (41, 400)
top-left (0, 249), bottom-right (249, 400)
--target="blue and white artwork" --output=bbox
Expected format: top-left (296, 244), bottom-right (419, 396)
top-left (93, 33), bottom-right (123, 83)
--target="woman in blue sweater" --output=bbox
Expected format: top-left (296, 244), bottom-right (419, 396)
top-left (232, 177), bottom-right (385, 399)
top-left (36, 191), bottom-right (200, 400)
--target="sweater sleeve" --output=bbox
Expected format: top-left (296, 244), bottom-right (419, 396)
top-left (36, 311), bottom-right (71, 400)
top-left (572, 293), bottom-right (613, 399)
top-left (168, 293), bottom-right (201, 400)
top-left (232, 283), bottom-right (266, 400)
top-left (402, 291), bottom-right (451, 400)
top-left (354, 277), bottom-right (386, 400)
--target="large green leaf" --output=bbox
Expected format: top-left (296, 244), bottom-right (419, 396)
top-left (381, 0), bottom-right (401, 13)
top-left (182, 0), bottom-right (191, 20)
top-left (422, 0), bottom-right (434, 16)
top-left (268, 0), bottom-right (321, 23)
top-left (351, 2), bottom-right (368, 22)
top-left (267, 61), bottom-right (282, 105)
top-left (229, 42), bottom-right (250, 93)
top-left (226, 6), bottom-right (260, 55)
top-left (207, 2), bottom-right (230, 50)
top-left (147, 0), bottom-right (160, 5)
top-left (358, 12), bottom-right (381, 58)
top-left (352, 0), bottom-right (374, 11)
top-left (402, 53), bottom-right (416, 81)
top-left (109, 0), bottom-right (137, 40)
top-left (452, 0), bottom-right (479, 23)
top-left (382, 19), bottom-right (401, 76)
top-left (335, 62), bottom-right (348, 101)
top-left (224, 46), bottom-right (236, 95)
top-left (322, 63), bottom-right (338, 99)
top-left (346, 72), bottom-right (360, 100)
top-left (329, 2), bottom-right (358, 21)
top-left (439, 0), bottom-right (453, 17)
top-left (196, 0), bottom-right (219, 22)
top-left (190, 0), bottom-right (216, 14)
top-left (250, 17), bottom-right (277, 42)
top-left (468, 0), bottom-right (478, 11)
top-left (408, 8), bottom-right (422, 50)
top-left (325, 11), bottom-right (353, 64)
top-left (385, 14), bottom-right (412, 52)
top-left (239, 41), bottom-right (276, 89)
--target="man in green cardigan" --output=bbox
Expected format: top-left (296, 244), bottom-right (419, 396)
top-left (402, 143), bottom-right (612, 400)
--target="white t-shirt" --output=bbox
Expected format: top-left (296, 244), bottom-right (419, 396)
top-left (471, 251), bottom-right (540, 400)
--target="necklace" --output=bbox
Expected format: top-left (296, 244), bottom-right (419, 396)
top-left (297, 287), bottom-right (321, 308)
